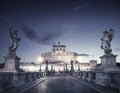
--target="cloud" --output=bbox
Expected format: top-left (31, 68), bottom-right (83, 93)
top-left (78, 53), bottom-right (91, 56)
top-left (115, 48), bottom-right (120, 52)
top-left (20, 24), bottom-right (62, 45)
top-left (73, 1), bottom-right (92, 11)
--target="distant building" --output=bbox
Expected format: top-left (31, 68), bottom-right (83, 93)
top-left (41, 42), bottom-right (78, 64)
top-left (40, 42), bottom-right (78, 71)
top-left (74, 60), bottom-right (97, 71)
top-left (40, 43), bottom-right (97, 71)
top-left (89, 60), bottom-right (97, 70)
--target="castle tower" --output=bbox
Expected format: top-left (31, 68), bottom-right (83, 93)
top-left (52, 42), bottom-right (66, 54)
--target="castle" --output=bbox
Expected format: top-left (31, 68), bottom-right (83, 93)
top-left (19, 42), bottom-right (97, 72)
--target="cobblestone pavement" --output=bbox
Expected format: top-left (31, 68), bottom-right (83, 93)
top-left (24, 76), bottom-right (102, 93)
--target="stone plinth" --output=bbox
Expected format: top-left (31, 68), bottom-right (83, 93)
top-left (100, 54), bottom-right (119, 71)
top-left (0, 56), bottom-right (20, 72)
top-left (100, 54), bottom-right (117, 67)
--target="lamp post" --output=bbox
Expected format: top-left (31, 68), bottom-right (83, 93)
top-left (36, 56), bottom-right (43, 72)
top-left (39, 63), bottom-right (41, 72)
top-left (78, 64), bottom-right (80, 71)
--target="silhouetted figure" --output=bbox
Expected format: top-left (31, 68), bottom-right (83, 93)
top-left (78, 64), bottom-right (80, 71)
top-left (71, 60), bottom-right (74, 71)
top-left (45, 60), bottom-right (48, 71)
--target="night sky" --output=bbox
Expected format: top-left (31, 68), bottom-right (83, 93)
top-left (0, 0), bottom-right (120, 63)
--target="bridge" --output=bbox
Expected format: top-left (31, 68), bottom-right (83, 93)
top-left (0, 29), bottom-right (120, 93)
top-left (0, 71), bottom-right (119, 93)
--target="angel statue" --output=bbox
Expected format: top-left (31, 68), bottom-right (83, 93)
top-left (101, 29), bottom-right (114, 54)
top-left (8, 28), bottom-right (21, 56)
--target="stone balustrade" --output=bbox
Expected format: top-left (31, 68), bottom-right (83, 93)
top-left (108, 71), bottom-right (120, 90)
top-left (0, 72), bottom-right (45, 92)
top-left (74, 70), bottom-right (120, 91)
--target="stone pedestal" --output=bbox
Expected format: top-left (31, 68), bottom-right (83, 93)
top-left (100, 54), bottom-right (119, 71)
top-left (0, 56), bottom-right (20, 72)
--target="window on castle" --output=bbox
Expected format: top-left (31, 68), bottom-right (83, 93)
top-left (63, 49), bottom-right (65, 52)
top-left (53, 49), bottom-right (55, 53)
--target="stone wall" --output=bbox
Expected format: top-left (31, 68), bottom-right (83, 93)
top-left (0, 72), bottom-right (45, 93)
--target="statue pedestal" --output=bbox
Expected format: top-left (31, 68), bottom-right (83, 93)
top-left (100, 54), bottom-right (119, 71)
top-left (0, 56), bottom-right (20, 72)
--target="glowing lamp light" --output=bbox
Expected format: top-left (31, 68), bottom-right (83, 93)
top-left (58, 56), bottom-right (61, 59)
top-left (77, 56), bottom-right (82, 62)
top-left (36, 56), bottom-right (43, 63)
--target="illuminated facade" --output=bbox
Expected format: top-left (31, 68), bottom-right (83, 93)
top-left (41, 42), bottom-right (78, 63)
top-left (20, 43), bottom-right (97, 72)
top-left (20, 62), bottom-right (40, 72)
top-left (19, 60), bottom-right (97, 72)
top-left (41, 42), bottom-right (78, 71)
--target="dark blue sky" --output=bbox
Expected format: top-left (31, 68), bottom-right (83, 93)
top-left (0, 0), bottom-right (120, 63)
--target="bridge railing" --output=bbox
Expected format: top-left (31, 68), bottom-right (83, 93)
top-left (74, 70), bottom-right (120, 91)
top-left (0, 72), bottom-right (13, 92)
top-left (0, 72), bottom-right (45, 92)
top-left (108, 71), bottom-right (120, 84)
top-left (108, 71), bottom-right (120, 90)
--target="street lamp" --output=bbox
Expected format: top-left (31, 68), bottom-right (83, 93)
top-left (36, 56), bottom-right (43, 71)
top-left (36, 56), bottom-right (43, 63)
